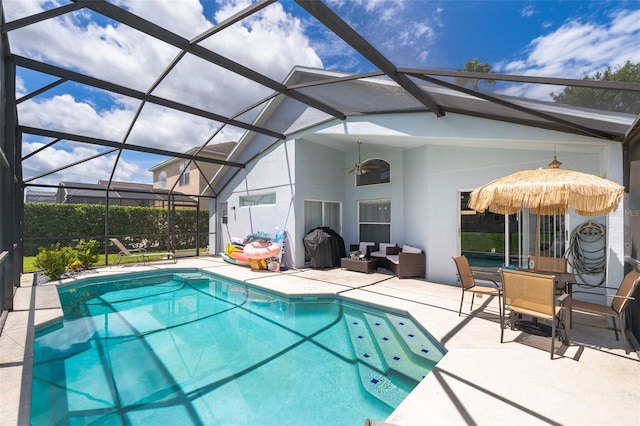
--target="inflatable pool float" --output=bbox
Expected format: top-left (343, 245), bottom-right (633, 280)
top-left (220, 252), bottom-right (250, 266)
top-left (243, 240), bottom-right (281, 260)
top-left (225, 242), bottom-right (251, 264)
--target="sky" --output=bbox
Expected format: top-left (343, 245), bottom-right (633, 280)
top-left (5, 0), bottom-right (640, 187)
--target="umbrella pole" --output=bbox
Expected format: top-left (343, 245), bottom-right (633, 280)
top-left (535, 214), bottom-right (540, 261)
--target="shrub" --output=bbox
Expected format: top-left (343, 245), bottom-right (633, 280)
top-left (35, 243), bottom-right (77, 280)
top-left (75, 239), bottom-right (99, 268)
top-left (67, 260), bottom-right (84, 270)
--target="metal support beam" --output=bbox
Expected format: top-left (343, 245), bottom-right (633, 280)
top-left (411, 73), bottom-right (618, 141)
top-left (295, 0), bottom-right (445, 117)
top-left (19, 126), bottom-right (246, 168)
top-left (72, 0), bottom-right (346, 121)
top-left (13, 55), bottom-right (285, 140)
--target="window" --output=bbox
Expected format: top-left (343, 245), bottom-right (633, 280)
top-left (358, 199), bottom-right (390, 242)
top-left (304, 200), bottom-right (341, 233)
top-left (304, 200), bottom-right (341, 262)
top-left (356, 159), bottom-right (390, 187)
top-left (240, 193), bottom-right (276, 206)
top-left (220, 202), bottom-right (228, 224)
top-left (179, 161), bottom-right (190, 186)
top-left (459, 190), bottom-right (566, 269)
top-left (157, 171), bottom-right (167, 188)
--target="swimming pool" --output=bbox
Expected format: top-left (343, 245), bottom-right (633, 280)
top-left (31, 269), bottom-right (445, 425)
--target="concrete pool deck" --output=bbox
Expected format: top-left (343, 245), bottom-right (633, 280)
top-left (1, 256), bottom-right (639, 425)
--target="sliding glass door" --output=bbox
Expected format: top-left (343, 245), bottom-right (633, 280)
top-left (460, 191), bottom-right (566, 268)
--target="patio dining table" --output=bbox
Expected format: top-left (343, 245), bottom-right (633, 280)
top-left (473, 267), bottom-right (576, 294)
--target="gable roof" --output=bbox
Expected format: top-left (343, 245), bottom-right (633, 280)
top-left (149, 142), bottom-right (238, 172)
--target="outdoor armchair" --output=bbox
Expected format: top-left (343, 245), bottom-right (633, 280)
top-left (452, 255), bottom-right (502, 317)
top-left (571, 269), bottom-right (640, 354)
top-left (528, 255), bottom-right (575, 294)
top-left (501, 269), bottom-right (571, 359)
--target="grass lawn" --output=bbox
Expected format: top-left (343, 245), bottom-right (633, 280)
top-left (23, 250), bottom-right (196, 272)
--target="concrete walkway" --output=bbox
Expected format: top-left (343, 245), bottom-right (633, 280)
top-left (1, 256), bottom-right (638, 425)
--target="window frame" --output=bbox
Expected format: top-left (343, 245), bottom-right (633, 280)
top-left (357, 199), bottom-right (391, 242)
top-left (356, 158), bottom-right (391, 187)
top-left (240, 192), bottom-right (276, 207)
top-left (179, 161), bottom-right (190, 186)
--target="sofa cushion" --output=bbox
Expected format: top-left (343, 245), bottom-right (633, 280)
top-left (380, 243), bottom-right (396, 252)
top-left (370, 243), bottom-right (396, 258)
top-left (359, 242), bottom-right (375, 253)
top-left (386, 254), bottom-right (399, 265)
top-left (402, 245), bottom-right (422, 254)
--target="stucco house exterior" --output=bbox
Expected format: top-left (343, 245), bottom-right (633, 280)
top-left (150, 142), bottom-right (236, 209)
top-left (207, 67), bottom-right (632, 289)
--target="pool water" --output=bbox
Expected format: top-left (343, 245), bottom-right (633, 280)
top-left (31, 269), bottom-right (444, 425)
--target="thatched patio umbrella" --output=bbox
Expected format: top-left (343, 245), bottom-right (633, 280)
top-left (468, 156), bottom-right (624, 258)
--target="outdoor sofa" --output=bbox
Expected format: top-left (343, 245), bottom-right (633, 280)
top-left (385, 245), bottom-right (425, 279)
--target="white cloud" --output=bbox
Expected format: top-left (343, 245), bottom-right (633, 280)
top-left (498, 9), bottom-right (640, 79)
top-left (325, 0), bottom-right (441, 68)
top-left (521, 4), bottom-right (536, 18)
top-left (493, 8), bottom-right (640, 101)
top-left (22, 142), bottom-right (146, 185)
top-left (6, 0), bottom-right (323, 185)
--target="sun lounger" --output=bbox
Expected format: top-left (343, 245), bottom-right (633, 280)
top-left (109, 238), bottom-right (176, 265)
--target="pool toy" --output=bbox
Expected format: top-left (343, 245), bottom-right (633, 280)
top-left (243, 240), bottom-right (281, 260)
top-left (220, 252), bottom-right (250, 266)
top-left (249, 258), bottom-right (268, 270)
top-left (225, 242), bottom-right (251, 264)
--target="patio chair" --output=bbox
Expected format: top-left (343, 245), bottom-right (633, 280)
top-left (501, 269), bottom-right (571, 359)
top-left (528, 255), bottom-right (575, 294)
top-left (452, 255), bottom-right (502, 317)
top-left (571, 269), bottom-right (640, 354)
top-left (109, 238), bottom-right (176, 265)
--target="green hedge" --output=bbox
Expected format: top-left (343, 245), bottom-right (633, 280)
top-left (24, 203), bottom-right (208, 256)
top-left (461, 232), bottom-right (528, 253)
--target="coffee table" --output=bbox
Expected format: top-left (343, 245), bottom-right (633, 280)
top-left (340, 257), bottom-right (377, 274)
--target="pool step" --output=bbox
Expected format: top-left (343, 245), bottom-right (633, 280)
top-left (344, 312), bottom-right (386, 372)
top-left (174, 273), bottom-right (209, 284)
top-left (345, 312), bottom-right (410, 409)
top-left (362, 313), bottom-right (432, 382)
top-left (357, 364), bottom-right (409, 409)
top-left (386, 317), bottom-right (443, 365)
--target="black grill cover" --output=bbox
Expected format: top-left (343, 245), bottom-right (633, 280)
top-left (303, 227), bottom-right (346, 268)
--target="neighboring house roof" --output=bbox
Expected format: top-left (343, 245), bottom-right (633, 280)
top-left (149, 142), bottom-right (237, 172)
top-left (57, 181), bottom-right (196, 204)
top-left (24, 190), bottom-right (56, 203)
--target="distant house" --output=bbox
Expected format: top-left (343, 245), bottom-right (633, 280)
top-left (149, 142), bottom-right (236, 209)
top-left (24, 190), bottom-right (56, 203)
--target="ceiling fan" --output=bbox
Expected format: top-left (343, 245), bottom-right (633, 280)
top-left (347, 140), bottom-right (371, 175)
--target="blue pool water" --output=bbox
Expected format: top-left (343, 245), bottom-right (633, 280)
top-left (31, 269), bottom-right (445, 425)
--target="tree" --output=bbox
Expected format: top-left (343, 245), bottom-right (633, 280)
top-left (455, 58), bottom-right (496, 91)
top-left (551, 60), bottom-right (640, 114)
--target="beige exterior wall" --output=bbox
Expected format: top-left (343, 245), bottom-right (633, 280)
top-left (152, 158), bottom-right (222, 209)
